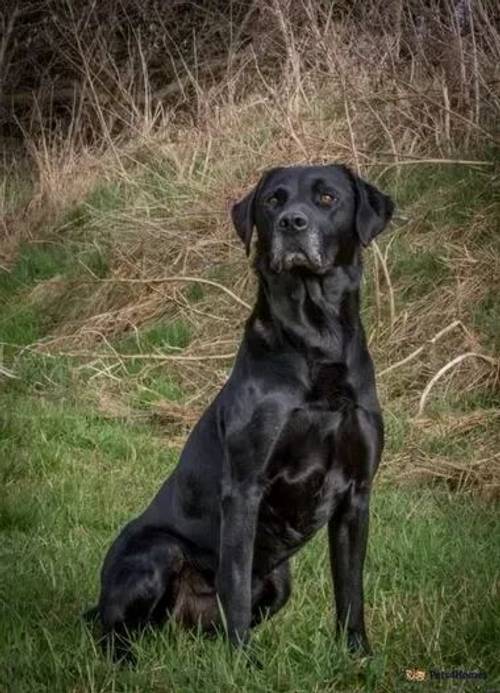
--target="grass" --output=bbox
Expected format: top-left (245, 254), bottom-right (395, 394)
top-left (1, 377), bottom-right (499, 692)
top-left (0, 163), bottom-right (499, 691)
top-left (0, 239), bottom-right (109, 352)
top-left (1, 15), bottom-right (499, 682)
top-left (473, 290), bottom-right (500, 353)
top-left (118, 320), bottom-right (193, 355)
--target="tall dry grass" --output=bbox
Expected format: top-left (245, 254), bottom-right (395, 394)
top-left (1, 0), bottom-right (499, 496)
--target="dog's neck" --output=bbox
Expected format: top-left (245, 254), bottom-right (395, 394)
top-left (249, 255), bottom-right (364, 361)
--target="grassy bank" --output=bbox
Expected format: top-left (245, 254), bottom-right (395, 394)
top-left (1, 157), bottom-right (499, 691)
top-left (1, 389), bottom-right (499, 692)
top-left (1, 2), bottom-right (499, 689)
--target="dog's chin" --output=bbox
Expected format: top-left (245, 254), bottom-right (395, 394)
top-left (270, 251), bottom-right (325, 275)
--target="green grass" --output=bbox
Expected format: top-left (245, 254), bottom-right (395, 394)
top-left (0, 240), bottom-right (109, 353)
top-left (0, 242), bottom-right (108, 298)
top-left (390, 243), bottom-right (450, 301)
top-left (381, 161), bottom-right (499, 230)
top-left (0, 391), bottom-right (498, 692)
top-left (1, 163), bottom-right (499, 691)
top-left (112, 319), bottom-right (191, 400)
top-left (0, 329), bottom-right (498, 692)
top-left (118, 319), bottom-right (192, 355)
top-left (61, 180), bottom-right (129, 232)
top-left (130, 374), bottom-right (184, 408)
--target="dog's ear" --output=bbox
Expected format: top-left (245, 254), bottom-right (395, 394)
top-left (231, 168), bottom-right (281, 256)
top-left (351, 171), bottom-right (394, 247)
top-left (231, 186), bottom-right (257, 256)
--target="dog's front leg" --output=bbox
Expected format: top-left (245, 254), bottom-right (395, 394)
top-left (216, 478), bottom-right (262, 647)
top-left (328, 410), bottom-right (382, 655)
top-left (328, 485), bottom-right (371, 654)
top-left (216, 407), bottom-right (285, 649)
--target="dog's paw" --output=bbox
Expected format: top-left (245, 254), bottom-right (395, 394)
top-left (346, 630), bottom-right (372, 657)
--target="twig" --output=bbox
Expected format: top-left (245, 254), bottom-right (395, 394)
top-left (374, 158), bottom-right (493, 166)
top-left (89, 276), bottom-right (252, 310)
top-left (379, 320), bottom-right (465, 377)
top-left (370, 244), bottom-right (382, 338)
top-left (375, 155), bottom-right (493, 165)
top-left (46, 350), bottom-right (237, 363)
top-left (0, 365), bottom-right (17, 379)
top-left (417, 352), bottom-right (499, 418)
top-left (372, 240), bottom-right (395, 330)
top-left (343, 92), bottom-right (360, 175)
top-left (0, 8), bottom-right (18, 104)
top-left (376, 158), bottom-right (494, 180)
top-left (400, 79), bottom-right (497, 141)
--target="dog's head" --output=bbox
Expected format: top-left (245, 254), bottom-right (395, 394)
top-left (231, 164), bottom-right (394, 274)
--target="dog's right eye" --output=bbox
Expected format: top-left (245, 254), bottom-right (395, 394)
top-left (267, 196), bottom-right (279, 207)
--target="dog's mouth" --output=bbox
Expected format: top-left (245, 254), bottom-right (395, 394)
top-left (283, 251), bottom-right (315, 271)
top-left (270, 250), bottom-right (324, 274)
top-left (269, 228), bottom-right (326, 275)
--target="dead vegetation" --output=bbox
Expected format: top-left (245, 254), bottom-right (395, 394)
top-left (1, 0), bottom-right (499, 497)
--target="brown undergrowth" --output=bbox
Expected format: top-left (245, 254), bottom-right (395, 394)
top-left (1, 1), bottom-right (499, 498)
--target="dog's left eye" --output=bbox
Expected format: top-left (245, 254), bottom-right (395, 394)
top-left (319, 193), bottom-right (335, 206)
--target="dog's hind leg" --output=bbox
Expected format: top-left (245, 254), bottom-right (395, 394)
top-left (99, 565), bottom-right (164, 663)
top-left (98, 538), bottom-right (184, 662)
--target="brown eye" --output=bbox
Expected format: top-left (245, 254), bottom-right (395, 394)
top-left (267, 196), bottom-right (279, 207)
top-left (319, 193), bottom-right (334, 206)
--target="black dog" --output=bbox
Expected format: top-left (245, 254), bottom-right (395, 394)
top-left (88, 163), bottom-right (393, 661)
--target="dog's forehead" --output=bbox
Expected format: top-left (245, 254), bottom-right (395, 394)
top-left (260, 165), bottom-right (352, 194)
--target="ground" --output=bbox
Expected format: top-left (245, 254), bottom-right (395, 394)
top-left (1, 154), bottom-right (499, 691)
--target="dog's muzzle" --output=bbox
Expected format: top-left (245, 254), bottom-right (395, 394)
top-left (270, 227), bottom-right (323, 273)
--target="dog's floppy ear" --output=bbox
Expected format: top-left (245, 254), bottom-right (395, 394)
top-left (351, 171), bottom-right (394, 247)
top-left (231, 168), bottom-right (280, 256)
top-left (231, 186), bottom-right (257, 256)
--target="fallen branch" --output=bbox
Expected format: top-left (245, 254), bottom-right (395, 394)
top-left (417, 352), bottom-right (499, 418)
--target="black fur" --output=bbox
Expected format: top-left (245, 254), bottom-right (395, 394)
top-left (88, 163), bottom-right (393, 661)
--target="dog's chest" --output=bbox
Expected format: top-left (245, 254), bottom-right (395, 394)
top-left (307, 360), bottom-right (355, 408)
top-left (255, 405), bottom-right (349, 563)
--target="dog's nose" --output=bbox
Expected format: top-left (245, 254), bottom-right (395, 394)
top-left (278, 210), bottom-right (309, 232)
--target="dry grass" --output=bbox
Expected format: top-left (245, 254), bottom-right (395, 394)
top-left (1, 10), bottom-right (499, 691)
top-left (1, 0), bottom-right (499, 498)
